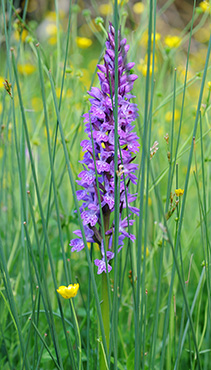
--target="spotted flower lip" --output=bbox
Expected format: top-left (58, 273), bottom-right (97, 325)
top-left (57, 283), bottom-right (79, 299)
top-left (70, 22), bottom-right (140, 274)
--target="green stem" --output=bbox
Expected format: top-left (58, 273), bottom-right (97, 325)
top-left (100, 272), bottom-right (109, 370)
top-left (70, 299), bottom-right (82, 370)
top-left (100, 215), bottom-right (110, 370)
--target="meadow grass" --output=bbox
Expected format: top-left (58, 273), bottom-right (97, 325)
top-left (0, 0), bottom-right (211, 369)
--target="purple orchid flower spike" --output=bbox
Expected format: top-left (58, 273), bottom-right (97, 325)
top-left (70, 22), bottom-right (140, 274)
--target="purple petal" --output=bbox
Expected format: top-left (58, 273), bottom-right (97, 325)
top-left (70, 238), bottom-right (84, 252)
top-left (81, 210), bottom-right (98, 226)
top-left (126, 62), bottom-right (135, 70)
top-left (97, 64), bottom-right (106, 73)
top-left (91, 106), bottom-right (105, 120)
top-left (78, 171), bottom-right (95, 185)
top-left (73, 226), bottom-right (94, 239)
top-left (97, 72), bottom-right (106, 82)
top-left (106, 49), bottom-right (115, 60)
top-left (128, 74), bottom-right (138, 82)
top-left (81, 140), bottom-right (92, 151)
top-left (106, 251), bottom-right (114, 261)
top-left (94, 259), bottom-right (112, 274)
top-left (88, 203), bottom-right (98, 212)
top-left (104, 193), bottom-right (114, 210)
top-left (93, 130), bottom-right (109, 143)
top-left (101, 82), bottom-right (110, 94)
top-left (120, 38), bottom-right (127, 47)
top-left (96, 160), bottom-right (110, 173)
top-left (76, 190), bottom-right (87, 200)
top-left (88, 87), bottom-right (101, 100)
top-left (129, 206), bottom-right (140, 216)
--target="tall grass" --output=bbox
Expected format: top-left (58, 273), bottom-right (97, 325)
top-left (0, 0), bottom-right (211, 369)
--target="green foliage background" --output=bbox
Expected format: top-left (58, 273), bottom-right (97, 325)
top-left (0, 0), bottom-right (211, 369)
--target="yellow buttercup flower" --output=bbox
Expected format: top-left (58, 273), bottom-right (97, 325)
top-left (199, 1), bottom-right (211, 13)
top-left (14, 29), bottom-right (28, 42)
top-left (152, 33), bottom-right (161, 43)
top-left (46, 23), bottom-right (57, 36)
top-left (165, 109), bottom-right (180, 122)
top-left (17, 63), bottom-right (36, 75)
top-left (99, 1), bottom-right (129, 15)
top-left (46, 11), bottom-right (57, 21)
top-left (48, 36), bottom-right (57, 45)
top-left (76, 37), bottom-right (92, 49)
top-left (133, 2), bottom-right (145, 14)
top-left (140, 31), bottom-right (161, 46)
top-left (137, 54), bottom-right (158, 76)
top-left (99, 1), bottom-right (127, 15)
top-left (175, 188), bottom-right (184, 196)
top-left (99, 3), bottom-right (112, 15)
top-left (57, 283), bottom-right (79, 299)
top-left (164, 35), bottom-right (182, 49)
top-left (45, 23), bottom-right (58, 45)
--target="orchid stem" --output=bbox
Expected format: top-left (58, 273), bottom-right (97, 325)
top-left (100, 271), bottom-right (110, 370)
